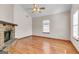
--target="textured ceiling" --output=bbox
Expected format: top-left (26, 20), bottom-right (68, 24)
top-left (21, 4), bottom-right (72, 17)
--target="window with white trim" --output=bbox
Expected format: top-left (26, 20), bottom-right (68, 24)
top-left (43, 20), bottom-right (50, 33)
top-left (73, 10), bottom-right (79, 40)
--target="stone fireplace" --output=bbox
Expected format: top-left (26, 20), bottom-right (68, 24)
top-left (0, 20), bottom-right (17, 50)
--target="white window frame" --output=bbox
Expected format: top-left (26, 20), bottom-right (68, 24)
top-left (43, 20), bottom-right (50, 34)
top-left (73, 10), bottom-right (79, 40)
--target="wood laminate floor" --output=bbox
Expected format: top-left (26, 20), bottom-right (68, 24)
top-left (7, 35), bottom-right (78, 54)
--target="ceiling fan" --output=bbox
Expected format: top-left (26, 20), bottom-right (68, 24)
top-left (32, 4), bottom-right (45, 13)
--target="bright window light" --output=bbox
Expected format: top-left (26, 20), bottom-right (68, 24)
top-left (73, 10), bottom-right (79, 40)
top-left (43, 20), bottom-right (50, 33)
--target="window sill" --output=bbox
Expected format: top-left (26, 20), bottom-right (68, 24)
top-left (42, 32), bottom-right (50, 34)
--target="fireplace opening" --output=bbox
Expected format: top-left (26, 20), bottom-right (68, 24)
top-left (4, 30), bottom-right (12, 42)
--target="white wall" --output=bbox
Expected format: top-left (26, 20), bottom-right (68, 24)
top-left (0, 4), bottom-right (14, 23)
top-left (32, 11), bottom-right (71, 40)
top-left (71, 4), bottom-right (79, 51)
top-left (0, 4), bottom-right (32, 39)
top-left (14, 5), bottom-right (32, 38)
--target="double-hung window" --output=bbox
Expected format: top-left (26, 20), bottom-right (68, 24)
top-left (43, 20), bottom-right (50, 33)
top-left (73, 10), bottom-right (79, 40)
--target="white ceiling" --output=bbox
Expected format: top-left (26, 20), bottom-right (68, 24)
top-left (21, 4), bottom-right (72, 17)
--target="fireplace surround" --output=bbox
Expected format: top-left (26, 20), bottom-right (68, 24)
top-left (0, 20), bottom-right (17, 50)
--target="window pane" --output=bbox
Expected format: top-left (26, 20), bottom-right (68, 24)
top-left (73, 11), bottom-right (78, 25)
top-left (73, 26), bottom-right (78, 38)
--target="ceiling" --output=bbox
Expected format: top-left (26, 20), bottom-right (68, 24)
top-left (21, 4), bottom-right (72, 17)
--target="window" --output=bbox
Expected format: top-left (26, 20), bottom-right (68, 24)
top-left (43, 20), bottom-right (50, 33)
top-left (73, 10), bottom-right (79, 40)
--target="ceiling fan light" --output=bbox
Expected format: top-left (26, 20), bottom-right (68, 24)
top-left (32, 8), bottom-right (37, 12)
top-left (37, 8), bottom-right (40, 11)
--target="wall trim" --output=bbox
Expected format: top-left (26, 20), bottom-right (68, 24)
top-left (32, 35), bottom-right (70, 42)
top-left (70, 40), bottom-right (79, 52)
top-left (15, 35), bottom-right (32, 40)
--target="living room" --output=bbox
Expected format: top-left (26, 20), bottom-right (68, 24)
top-left (0, 4), bottom-right (78, 54)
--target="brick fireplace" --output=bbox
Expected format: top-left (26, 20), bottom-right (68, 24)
top-left (0, 20), bottom-right (17, 50)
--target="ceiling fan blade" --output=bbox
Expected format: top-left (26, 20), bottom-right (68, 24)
top-left (40, 7), bottom-right (45, 9)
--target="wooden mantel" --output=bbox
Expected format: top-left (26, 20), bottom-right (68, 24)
top-left (0, 20), bottom-right (17, 26)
